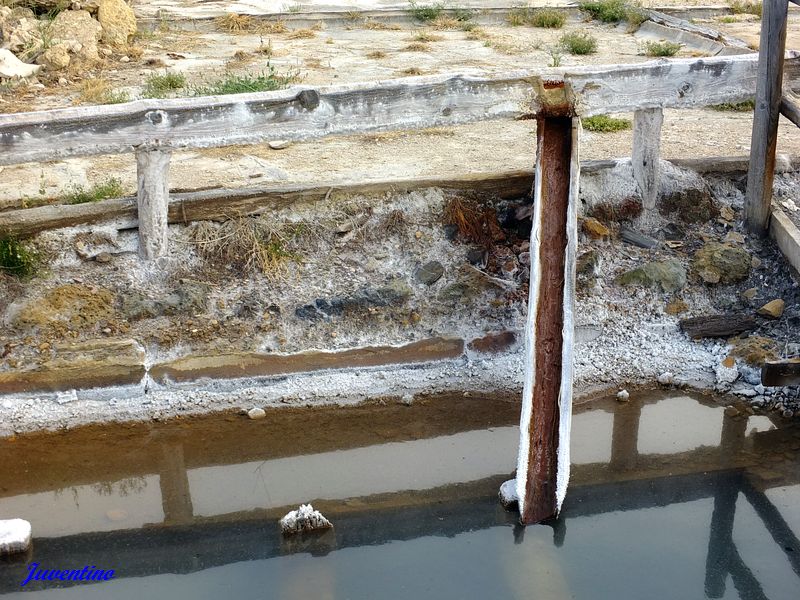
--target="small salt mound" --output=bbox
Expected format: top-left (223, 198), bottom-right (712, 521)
top-left (280, 504), bottom-right (332, 535)
top-left (0, 519), bottom-right (32, 555)
top-left (498, 479), bottom-right (518, 509)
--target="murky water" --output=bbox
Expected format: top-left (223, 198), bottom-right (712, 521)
top-left (1, 391), bottom-right (799, 599)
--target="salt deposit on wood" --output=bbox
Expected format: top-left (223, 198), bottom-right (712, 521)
top-left (0, 519), bottom-right (32, 555)
top-left (280, 504), bottom-right (332, 535)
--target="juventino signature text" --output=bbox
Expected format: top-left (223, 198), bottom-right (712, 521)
top-left (21, 563), bottom-right (116, 587)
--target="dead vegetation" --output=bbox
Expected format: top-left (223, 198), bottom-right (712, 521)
top-left (366, 50), bottom-right (388, 59)
top-left (215, 13), bottom-right (289, 34)
top-left (403, 42), bottom-right (431, 52)
top-left (443, 197), bottom-right (502, 248)
top-left (188, 218), bottom-right (301, 278)
top-left (287, 28), bottom-right (317, 39)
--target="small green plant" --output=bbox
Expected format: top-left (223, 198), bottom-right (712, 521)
top-left (507, 7), bottom-right (528, 26)
top-left (579, 0), bottom-right (629, 22)
top-left (729, 0), bottom-right (762, 17)
top-left (718, 15), bottom-right (737, 23)
top-left (142, 71), bottom-right (186, 99)
top-left (192, 66), bottom-right (297, 96)
top-left (530, 9), bottom-right (567, 29)
top-left (64, 178), bottom-right (124, 205)
top-left (582, 115), bottom-right (632, 132)
top-left (283, 1), bottom-right (303, 13)
top-left (546, 45), bottom-right (563, 67)
top-left (0, 237), bottom-right (39, 278)
top-left (560, 30), bottom-right (598, 55)
top-left (408, 0), bottom-right (445, 22)
top-left (644, 40), bottom-right (682, 56)
top-left (710, 100), bottom-right (755, 111)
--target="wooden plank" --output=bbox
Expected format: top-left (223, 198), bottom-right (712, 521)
top-left (644, 9), bottom-right (751, 49)
top-left (769, 206), bottom-right (800, 274)
top-left (632, 108), bottom-right (664, 213)
top-left (0, 73), bottom-right (535, 166)
top-left (136, 148), bottom-right (171, 259)
top-left (780, 87), bottom-right (800, 128)
top-left (761, 360), bottom-right (800, 386)
top-left (0, 171), bottom-right (535, 238)
top-left (2, 55), bottom-right (800, 166)
top-left (679, 314), bottom-right (757, 339)
top-left (569, 53), bottom-right (800, 117)
top-left (745, 0), bottom-right (789, 234)
top-left (515, 112), bottom-right (579, 525)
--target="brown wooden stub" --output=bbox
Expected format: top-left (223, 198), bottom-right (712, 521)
top-left (761, 359), bottom-right (800, 386)
top-left (679, 314), bottom-right (757, 339)
top-left (521, 115), bottom-right (572, 524)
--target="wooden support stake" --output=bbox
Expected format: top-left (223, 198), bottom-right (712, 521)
top-left (780, 87), bottom-right (800, 128)
top-left (512, 112), bottom-right (580, 525)
top-left (745, 0), bottom-right (789, 234)
top-left (632, 108), bottom-right (663, 214)
top-left (136, 148), bottom-right (171, 260)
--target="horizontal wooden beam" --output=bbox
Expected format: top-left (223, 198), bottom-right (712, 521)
top-left (2, 55), bottom-right (799, 166)
top-left (570, 53), bottom-right (800, 117)
top-left (0, 171), bottom-right (535, 238)
top-left (0, 72), bottom-right (535, 166)
top-left (781, 88), bottom-right (800, 128)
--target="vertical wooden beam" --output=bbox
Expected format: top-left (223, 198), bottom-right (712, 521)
top-left (745, 0), bottom-right (788, 234)
top-left (512, 106), bottom-right (580, 525)
top-left (632, 108), bottom-right (663, 214)
top-left (136, 147), bottom-right (171, 260)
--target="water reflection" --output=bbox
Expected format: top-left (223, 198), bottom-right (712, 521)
top-left (0, 391), bottom-right (798, 599)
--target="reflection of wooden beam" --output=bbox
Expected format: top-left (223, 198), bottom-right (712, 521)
top-left (159, 442), bottom-right (194, 525)
top-left (727, 545), bottom-right (769, 600)
top-left (741, 477), bottom-right (800, 578)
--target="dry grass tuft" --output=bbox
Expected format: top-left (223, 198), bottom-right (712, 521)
top-left (430, 15), bottom-right (462, 30)
top-left (410, 31), bottom-right (443, 42)
top-left (398, 67), bottom-right (424, 76)
top-left (259, 20), bottom-right (289, 34)
top-left (78, 78), bottom-right (112, 103)
top-left (189, 218), bottom-right (299, 278)
top-left (403, 41), bottom-right (430, 52)
top-left (215, 13), bottom-right (255, 33)
top-left (230, 50), bottom-right (253, 63)
top-left (443, 197), bottom-right (497, 248)
top-left (378, 209), bottom-right (409, 235)
top-left (287, 28), bottom-right (316, 39)
top-left (366, 50), bottom-right (388, 59)
top-left (362, 18), bottom-right (402, 30)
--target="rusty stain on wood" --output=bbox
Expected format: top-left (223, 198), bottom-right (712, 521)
top-left (520, 115), bottom-right (573, 524)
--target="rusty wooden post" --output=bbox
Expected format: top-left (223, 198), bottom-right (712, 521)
top-left (744, 0), bottom-right (788, 234)
top-left (504, 82), bottom-right (579, 525)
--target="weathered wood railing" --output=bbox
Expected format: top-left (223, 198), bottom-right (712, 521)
top-left (3, 52), bottom-right (800, 523)
top-left (2, 53), bottom-right (799, 258)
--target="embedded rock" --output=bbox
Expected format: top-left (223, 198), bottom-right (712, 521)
top-left (692, 242), bottom-right (751, 285)
top-left (280, 504), bottom-right (332, 535)
top-left (97, 0), bottom-right (136, 47)
top-left (414, 260), bottom-right (444, 285)
top-left (50, 10), bottom-right (102, 63)
top-left (12, 284), bottom-right (115, 331)
top-left (730, 336), bottom-right (779, 366)
top-left (618, 259), bottom-right (686, 293)
top-left (36, 44), bottom-right (71, 70)
top-left (757, 299), bottom-right (785, 319)
top-left (659, 187), bottom-right (718, 223)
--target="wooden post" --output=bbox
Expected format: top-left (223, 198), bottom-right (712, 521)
top-left (632, 108), bottom-right (663, 214)
top-left (507, 83), bottom-right (579, 525)
top-left (136, 147), bottom-right (171, 260)
top-left (744, 0), bottom-right (788, 234)
top-left (609, 399), bottom-right (642, 472)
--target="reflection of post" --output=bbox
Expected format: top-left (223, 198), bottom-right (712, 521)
top-left (159, 442), bottom-right (194, 524)
top-left (514, 83), bottom-right (580, 525)
top-left (704, 472), bottom-right (740, 598)
top-left (719, 412), bottom-right (747, 466)
top-left (609, 400), bottom-right (642, 472)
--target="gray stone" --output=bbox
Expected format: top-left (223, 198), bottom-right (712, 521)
top-left (693, 242), bottom-right (751, 285)
top-left (247, 407), bottom-right (266, 420)
top-left (618, 259), bottom-right (686, 293)
top-left (414, 261), bottom-right (444, 285)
